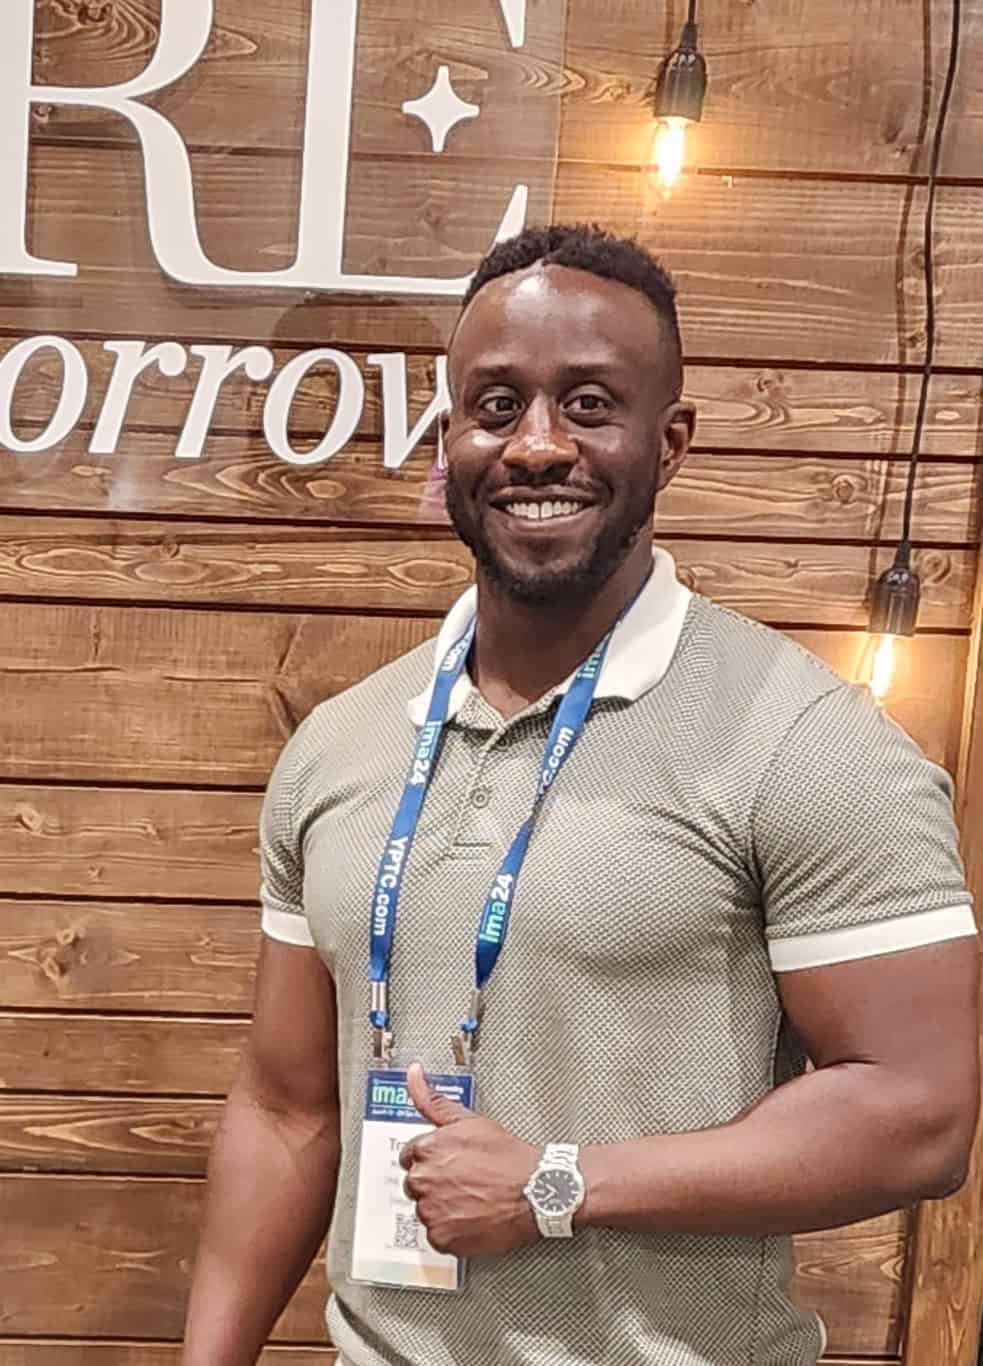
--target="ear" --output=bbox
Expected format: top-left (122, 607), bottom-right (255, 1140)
top-left (658, 400), bottom-right (695, 491)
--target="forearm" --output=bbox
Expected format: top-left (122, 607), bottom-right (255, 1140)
top-left (578, 1062), bottom-right (972, 1237)
top-left (183, 1078), bottom-right (340, 1366)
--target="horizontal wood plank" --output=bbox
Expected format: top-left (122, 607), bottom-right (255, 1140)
top-left (32, 0), bottom-right (567, 163)
top-left (560, 0), bottom-right (983, 177)
top-left (0, 536), bottom-right (974, 623)
top-left (0, 1174), bottom-right (903, 1353)
top-left (6, 146), bottom-right (983, 365)
top-left (0, 788), bottom-right (261, 902)
top-left (0, 899), bottom-right (259, 1014)
top-left (553, 168), bottom-right (983, 371)
top-left (0, 454), bottom-right (978, 542)
top-left (0, 1094), bottom-right (222, 1174)
top-left (0, 1346), bottom-right (335, 1365)
top-left (0, 1175), bottom-right (326, 1342)
top-left (6, 342), bottom-right (983, 461)
top-left (0, 1344), bottom-right (334, 1366)
top-left (0, 1012), bottom-right (245, 1096)
top-left (0, 621), bottom-right (965, 811)
top-left (29, 0), bottom-right (983, 181)
top-left (0, 1348), bottom-right (882, 1366)
top-left (0, 563), bottom-right (972, 785)
top-left (0, 604), bottom-right (438, 785)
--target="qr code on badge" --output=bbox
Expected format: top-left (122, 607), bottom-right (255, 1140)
top-left (393, 1210), bottom-right (421, 1251)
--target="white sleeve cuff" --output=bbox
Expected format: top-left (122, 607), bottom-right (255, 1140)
top-left (261, 903), bottom-right (316, 948)
top-left (769, 904), bottom-right (977, 973)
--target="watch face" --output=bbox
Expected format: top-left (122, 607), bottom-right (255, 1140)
top-left (530, 1167), bottom-right (580, 1214)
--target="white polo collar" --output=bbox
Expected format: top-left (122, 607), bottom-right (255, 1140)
top-left (407, 547), bottom-right (692, 726)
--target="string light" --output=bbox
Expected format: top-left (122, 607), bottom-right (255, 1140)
top-left (651, 1), bottom-right (707, 194)
top-left (863, 0), bottom-right (961, 703)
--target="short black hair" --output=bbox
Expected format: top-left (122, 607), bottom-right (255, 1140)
top-left (461, 222), bottom-right (683, 384)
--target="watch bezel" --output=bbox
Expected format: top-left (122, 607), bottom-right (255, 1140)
top-left (523, 1162), bottom-right (586, 1218)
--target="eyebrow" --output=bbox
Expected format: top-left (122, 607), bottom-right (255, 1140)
top-left (463, 358), bottom-right (631, 386)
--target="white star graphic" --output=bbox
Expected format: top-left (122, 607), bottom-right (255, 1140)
top-left (401, 66), bottom-right (480, 154)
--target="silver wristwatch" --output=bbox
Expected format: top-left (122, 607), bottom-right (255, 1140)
top-left (523, 1142), bottom-right (585, 1238)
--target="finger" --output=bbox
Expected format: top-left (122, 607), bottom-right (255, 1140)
top-left (398, 1140), bottom-right (418, 1172)
top-left (406, 1062), bottom-right (470, 1127)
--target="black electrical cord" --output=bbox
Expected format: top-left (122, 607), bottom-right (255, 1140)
top-left (899, 0), bottom-right (962, 553)
top-left (687, 0), bottom-right (697, 24)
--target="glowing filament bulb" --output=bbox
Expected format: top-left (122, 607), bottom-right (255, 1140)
top-left (652, 116), bottom-right (690, 191)
top-left (869, 634), bottom-right (896, 703)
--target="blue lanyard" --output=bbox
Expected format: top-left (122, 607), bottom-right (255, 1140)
top-left (368, 602), bottom-right (629, 1065)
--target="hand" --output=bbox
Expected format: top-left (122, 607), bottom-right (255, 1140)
top-left (398, 1062), bottom-right (540, 1258)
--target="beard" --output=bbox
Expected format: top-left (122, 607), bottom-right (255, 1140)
top-left (444, 464), bottom-right (659, 606)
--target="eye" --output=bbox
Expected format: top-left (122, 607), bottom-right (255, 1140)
top-left (565, 390), bottom-right (613, 421)
top-left (477, 392), bottom-right (521, 424)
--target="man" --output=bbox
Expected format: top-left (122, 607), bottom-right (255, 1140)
top-left (183, 224), bottom-right (980, 1366)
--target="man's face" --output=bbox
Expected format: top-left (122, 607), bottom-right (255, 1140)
top-left (443, 264), bottom-right (693, 605)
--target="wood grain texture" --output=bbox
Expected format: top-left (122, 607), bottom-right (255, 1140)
top-left (0, 604), bottom-right (438, 785)
top-left (6, 146), bottom-right (983, 364)
top-left (0, 786), bottom-right (261, 902)
top-left (0, 1094), bottom-right (222, 1174)
top-left (0, 1352), bottom-right (872, 1366)
top-left (28, 0), bottom-right (983, 180)
top-left (0, 1173), bottom-right (904, 1354)
top-left (0, 456), bottom-right (978, 543)
top-left (0, 1350), bottom-right (895, 1366)
top-left (0, 565), bottom-right (973, 786)
top-left (7, 343), bottom-right (983, 459)
top-left (0, 899), bottom-right (259, 1014)
top-left (0, 1175), bottom-right (327, 1342)
top-left (0, 1012), bottom-right (245, 1096)
top-left (31, 0), bottom-right (568, 163)
top-left (0, 1345), bottom-right (335, 1365)
top-left (553, 166), bottom-right (983, 371)
top-left (559, 0), bottom-right (983, 177)
top-left (0, 537), bottom-right (975, 624)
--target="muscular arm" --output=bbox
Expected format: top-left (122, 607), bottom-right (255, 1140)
top-left (578, 936), bottom-right (980, 1235)
top-left (183, 935), bottom-right (340, 1366)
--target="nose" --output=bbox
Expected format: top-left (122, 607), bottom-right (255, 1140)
top-left (501, 396), bottom-right (577, 481)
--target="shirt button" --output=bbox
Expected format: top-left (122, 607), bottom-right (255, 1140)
top-left (470, 786), bottom-right (491, 808)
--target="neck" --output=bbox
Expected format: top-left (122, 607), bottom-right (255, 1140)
top-left (470, 541), bottom-right (652, 719)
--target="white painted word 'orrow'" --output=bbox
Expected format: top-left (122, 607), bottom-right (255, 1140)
top-left (0, 336), bottom-right (450, 468)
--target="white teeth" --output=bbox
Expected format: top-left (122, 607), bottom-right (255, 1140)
top-left (504, 500), bottom-right (584, 522)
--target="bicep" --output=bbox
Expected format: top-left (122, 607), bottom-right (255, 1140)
top-left (777, 937), bottom-right (980, 1095)
top-left (242, 934), bottom-right (339, 1117)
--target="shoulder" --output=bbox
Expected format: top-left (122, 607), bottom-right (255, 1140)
top-left (678, 595), bottom-right (848, 739)
top-left (267, 633), bottom-right (437, 799)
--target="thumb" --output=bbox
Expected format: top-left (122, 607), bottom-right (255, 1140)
top-left (406, 1062), bottom-right (469, 1127)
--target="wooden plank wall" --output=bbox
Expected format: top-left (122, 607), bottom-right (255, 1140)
top-left (1, 1), bottom-right (981, 1361)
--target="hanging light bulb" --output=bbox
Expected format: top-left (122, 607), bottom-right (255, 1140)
top-left (652, 117), bottom-right (689, 192)
top-left (651, 5), bottom-right (707, 194)
top-left (861, 0), bottom-right (962, 705)
top-left (869, 634), bottom-right (896, 703)
top-left (866, 549), bottom-right (920, 703)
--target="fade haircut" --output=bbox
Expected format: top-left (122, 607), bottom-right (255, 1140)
top-left (460, 222), bottom-right (683, 390)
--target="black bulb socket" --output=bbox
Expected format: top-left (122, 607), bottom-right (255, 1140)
top-left (654, 26), bottom-right (708, 124)
top-left (869, 563), bottom-right (921, 637)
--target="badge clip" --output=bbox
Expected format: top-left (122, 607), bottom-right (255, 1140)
top-left (450, 1030), bottom-right (472, 1069)
top-left (451, 991), bottom-right (482, 1068)
top-left (372, 1024), bottom-right (394, 1064)
top-left (370, 982), bottom-right (393, 1063)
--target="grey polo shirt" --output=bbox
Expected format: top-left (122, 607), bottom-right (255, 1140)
top-left (260, 548), bottom-right (975, 1366)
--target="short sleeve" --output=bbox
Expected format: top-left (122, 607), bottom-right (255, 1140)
top-left (259, 732), bottom-right (316, 948)
top-left (752, 684), bottom-right (976, 972)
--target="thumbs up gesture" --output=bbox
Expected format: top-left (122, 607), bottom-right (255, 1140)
top-left (399, 1062), bottom-right (541, 1257)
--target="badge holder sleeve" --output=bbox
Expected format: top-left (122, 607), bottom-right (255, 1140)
top-left (350, 1066), bottom-right (475, 1293)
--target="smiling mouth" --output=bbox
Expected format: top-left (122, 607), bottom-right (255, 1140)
top-left (498, 499), bottom-right (593, 523)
